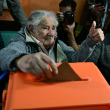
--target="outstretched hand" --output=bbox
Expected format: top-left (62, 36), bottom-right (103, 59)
top-left (89, 21), bottom-right (104, 43)
top-left (17, 52), bottom-right (58, 79)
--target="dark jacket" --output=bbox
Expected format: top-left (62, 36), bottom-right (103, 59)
top-left (86, 33), bottom-right (110, 84)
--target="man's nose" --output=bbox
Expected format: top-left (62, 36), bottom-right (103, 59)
top-left (48, 29), bottom-right (54, 35)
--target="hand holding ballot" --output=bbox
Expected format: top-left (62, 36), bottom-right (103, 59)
top-left (17, 52), bottom-right (58, 80)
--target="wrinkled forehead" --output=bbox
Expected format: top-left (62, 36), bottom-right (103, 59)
top-left (39, 16), bottom-right (56, 27)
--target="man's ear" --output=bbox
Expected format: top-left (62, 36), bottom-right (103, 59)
top-left (29, 25), bottom-right (35, 35)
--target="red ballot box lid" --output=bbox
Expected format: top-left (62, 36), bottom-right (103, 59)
top-left (4, 63), bottom-right (110, 110)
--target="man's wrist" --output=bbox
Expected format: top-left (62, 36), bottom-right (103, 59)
top-left (12, 55), bottom-right (25, 68)
top-left (86, 35), bottom-right (97, 47)
top-left (67, 34), bottom-right (75, 41)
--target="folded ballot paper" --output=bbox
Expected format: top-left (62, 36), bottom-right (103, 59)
top-left (41, 61), bottom-right (82, 82)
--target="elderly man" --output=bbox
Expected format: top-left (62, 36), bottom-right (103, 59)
top-left (0, 10), bottom-right (104, 80)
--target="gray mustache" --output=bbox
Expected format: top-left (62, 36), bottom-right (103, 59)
top-left (45, 36), bottom-right (53, 40)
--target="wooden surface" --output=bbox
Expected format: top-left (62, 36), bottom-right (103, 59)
top-left (0, 0), bottom-right (86, 23)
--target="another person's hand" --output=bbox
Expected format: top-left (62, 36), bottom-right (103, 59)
top-left (63, 22), bottom-right (75, 33)
top-left (57, 12), bottom-right (64, 22)
top-left (63, 22), bottom-right (75, 38)
top-left (91, 4), bottom-right (105, 15)
top-left (17, 52), bottom-right (58, 79)
top-left (89, 21), bottom-right (104, 42)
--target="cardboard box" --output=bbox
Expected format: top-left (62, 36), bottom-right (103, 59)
top-left (3, 63), bottom-right (110, 110)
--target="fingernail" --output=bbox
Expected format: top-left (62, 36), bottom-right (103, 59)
top-left (55, 69), bottom-right (58, 74)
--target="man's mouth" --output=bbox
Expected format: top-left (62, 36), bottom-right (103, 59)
top-left (45, 36), bottom-right (52, 40)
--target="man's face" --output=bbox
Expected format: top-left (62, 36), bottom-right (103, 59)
top-left (32, 16), bottom-right (56, 49)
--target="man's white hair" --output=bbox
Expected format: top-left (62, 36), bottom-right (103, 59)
top-left (26, 10), bottom-right (59, 36)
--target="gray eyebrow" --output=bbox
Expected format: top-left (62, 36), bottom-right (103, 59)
top-left (41, 23), bottom-right (56, 27)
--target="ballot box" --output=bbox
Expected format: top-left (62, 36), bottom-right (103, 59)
top-left (2, 62), bottom-right (110, 110)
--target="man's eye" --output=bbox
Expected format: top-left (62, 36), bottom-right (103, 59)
top-left (43, 27), bottom-right (48, 29)
top-left (52, 27), bottom-right (55, 30)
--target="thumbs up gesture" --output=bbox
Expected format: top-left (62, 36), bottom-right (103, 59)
top-left (89, 21), bottom-right (104, 43)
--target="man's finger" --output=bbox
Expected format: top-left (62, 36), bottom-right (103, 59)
top-left (42, 56), bottom-right (58, 75)
top-left (38, 60), bottom-right (53, 79)
top-left (95, 3), bottom-right (101, 7)
top-left (38, 53), bottom-right (58, 75)
top-left (91, 21), bottom-right (96, 31)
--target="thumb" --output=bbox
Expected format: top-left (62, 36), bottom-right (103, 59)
top-left (91, 21), bottom-right (96, 31)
